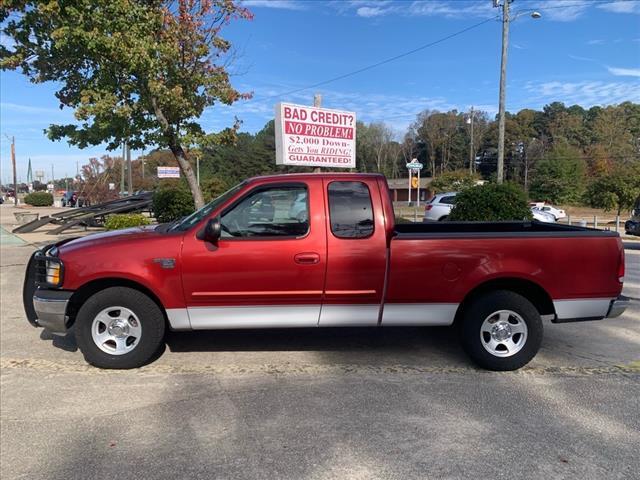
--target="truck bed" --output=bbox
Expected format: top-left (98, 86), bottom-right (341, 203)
top-left (394, 221), bottom-right (618, 238)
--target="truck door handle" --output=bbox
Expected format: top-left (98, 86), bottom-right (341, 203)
top-left (294, 253), bottom-right (320, 265)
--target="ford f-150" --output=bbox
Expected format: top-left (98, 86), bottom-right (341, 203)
top-left (24, 173), bottom-right (629, 370)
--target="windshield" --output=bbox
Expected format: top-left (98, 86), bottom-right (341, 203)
top-left (169, 182), bottom-right (246, 232)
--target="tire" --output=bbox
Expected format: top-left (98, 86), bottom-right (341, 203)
top-left (459, 290), bottom-right (543, 371)
top-left (438, 215), bottom-right (449, 221)
top-left (74, 287), bottom-right (165, 369)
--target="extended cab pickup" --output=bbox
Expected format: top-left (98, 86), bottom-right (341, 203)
top-left (24, 173), bottom-right (629, 370)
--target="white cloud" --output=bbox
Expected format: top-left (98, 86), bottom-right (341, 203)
top-left (525, 80), bottom-right (640, 106)
top-left (587, 39), bottom-right (605, 45)
top-left (0, 102), bottom-right (64, 115)
top-left (568, 54), bottom-right (596, 62)
top-left (240, 0), bottom-right (305, 10)
top-left (598, 0), bottom-right (640, 14)
top-left (607, 66), bottom-right (640, 77)
top-left (534, 0), bottom-right (589, 22)
top-left (357, 6), bottom-right (387, 17)
top-left (408, 0), bottom-right (493, 18)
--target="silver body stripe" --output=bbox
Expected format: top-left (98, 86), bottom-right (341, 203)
top-left (188, 305), bottom-right (321, 330)
top-left (381, 303), bottom-right (458, 326)
top-left (167, 300), bottom-right (610, 330)
top-left (319, 304), bottom-right (380, 326)
top-left (553, 298), bottom-right (613, 320)
top-left (166, 308), bottom-right (191, 330)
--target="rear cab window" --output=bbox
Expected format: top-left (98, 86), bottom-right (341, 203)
top-left (327, 181), bottom-right (374, 239)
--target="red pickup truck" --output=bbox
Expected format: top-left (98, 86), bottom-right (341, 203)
top-left (24, 173), bottom-right (628, 370)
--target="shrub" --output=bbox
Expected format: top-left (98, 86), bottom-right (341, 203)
top-left (449, 183), bottom-right (533, 222)
top-left (104, 214), bottom-right (151, 231)
top-left (152, 187), bottom-right (195, 223)
top-left (24, 191), bottom-right (53, 206)
top-left (202, 176), bottom-right (230, 202)
top-left (430, 170), bottom-right (480, 193)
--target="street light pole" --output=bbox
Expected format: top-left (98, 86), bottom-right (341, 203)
top-left (496, 0), bottom-right (510, 184)
top-left (468, 106), bottom-right (475, 174)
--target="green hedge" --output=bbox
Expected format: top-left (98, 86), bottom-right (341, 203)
top-left (152, 187), bottom-right (195, 223)
top-left (24, 192), bottom-right (53, 206)
top-left (104, 214), bottom-right (151, 231)
top-left (449, 183), bottom-right (533, 222)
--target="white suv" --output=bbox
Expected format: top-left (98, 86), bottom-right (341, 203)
top-left (424, 192), bottom-right (457, 222)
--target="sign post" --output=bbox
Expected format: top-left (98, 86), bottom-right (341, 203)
top-left (275, 102), bottom-right (356, 169)
top-left (406, 159), bottom-right (424, 207)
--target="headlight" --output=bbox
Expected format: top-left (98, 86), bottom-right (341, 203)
top-left (45, 259), bottom-right (63, 287)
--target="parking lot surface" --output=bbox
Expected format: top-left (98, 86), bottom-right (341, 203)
top-left (1, 226), bottom-right (638, 479)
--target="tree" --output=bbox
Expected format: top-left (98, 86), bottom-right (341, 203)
top-left (529, 143), bottom-right (586, 204)
top-left (1, 0), bottom-right (252, 209)
top-left (585, 163), bottom-right (640, 217)
top-left (430, 170), bottom-right (480, 193)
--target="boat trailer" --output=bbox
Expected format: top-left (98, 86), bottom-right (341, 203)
top-left (13, 192), bottom-right (153, 235)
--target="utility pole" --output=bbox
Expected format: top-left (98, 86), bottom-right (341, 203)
top-left (313, 93), bottom-right (322, 174)
top-left (10, 136), bottom-right (17, 206)
top-left (126, 142), bottom-right (132, 194)
top-left (495, 0), bottom-right (510, 184)
top-left (51, 164), bottom-right (54, 183)
top-left (468, 106), bottom-right (475, 174)
top-left (120, 141), bottom-right (126, 195)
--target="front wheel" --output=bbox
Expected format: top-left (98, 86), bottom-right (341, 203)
top-left (459, 290), bottom-right (543, 371)
top-left (75, 287), bottom-right (165, 369)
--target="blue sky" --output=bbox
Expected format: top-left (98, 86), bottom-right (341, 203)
top-left (1, 0), bottom-right (639, 183)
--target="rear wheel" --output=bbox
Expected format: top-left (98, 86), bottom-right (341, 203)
top-left (460, 290), bottom-right (543, 371)
top-left (438, 215), bottom-right (449, 221)
top-left (75, 287), bottom-right (165, 369)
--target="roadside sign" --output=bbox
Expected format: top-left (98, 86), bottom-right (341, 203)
top-left (406, 162), bottom-right (423, 170)
top-left (157, 166), bottom-right (180, 178)
top-left (275, 102), bottom-right (356, 168)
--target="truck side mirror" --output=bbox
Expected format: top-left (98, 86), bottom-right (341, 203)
top-left (197, 217), bottom-right (221, 244)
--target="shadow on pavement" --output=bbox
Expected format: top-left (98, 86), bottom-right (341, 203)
top-left (165, 325), bottom-right (462, 354)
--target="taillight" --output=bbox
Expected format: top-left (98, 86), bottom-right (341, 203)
top-left (425, 205), bottom-right (433, 211)
top-left (618, 246), bottom-right (625, 283)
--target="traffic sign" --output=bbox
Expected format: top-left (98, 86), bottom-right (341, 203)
top-left (406, 162), bottom-right (423, 170)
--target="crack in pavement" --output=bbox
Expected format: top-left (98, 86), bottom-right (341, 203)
top-left (1, 357), bottom-right (639, 377)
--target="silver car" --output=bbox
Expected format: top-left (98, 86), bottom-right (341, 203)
top-left (531, 207), bottom-right (556, 223)
top-left (423, 192), bottom-right (457, 222)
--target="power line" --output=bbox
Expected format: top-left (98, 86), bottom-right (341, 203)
top-left (251, 15), bottom-right (500, 103)
top-left (248, 0), bottom-right (624, 105)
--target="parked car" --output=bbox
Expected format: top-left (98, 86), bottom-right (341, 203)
top-left (531, 208), bottom-right (556, 223)
top-left (625, 196), bottom-right (640, 236)
top-left (24, 173), bottom-right (628, 371)
top-left (539, 205), bottom-right (566, 220)
top-left (424, 192), bottom-right (457, 221)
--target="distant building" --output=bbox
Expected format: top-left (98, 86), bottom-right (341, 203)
top-left (386, 177), bottom-right (433, 203)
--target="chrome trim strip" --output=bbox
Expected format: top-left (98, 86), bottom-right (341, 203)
top-left (553, 298), bottom-right (613, 320)
top-left (192, 290), bottom-right (323, 297)
top-left (166, 308), bottom-right (191, 330)
top-left (318, 304), bottom-right (380, 326)
top-left (382, 303), bottom-right (458, 326)
top-left (187, 305), bottom-right (321, 330)
top-left (324, 290), bottom-right (377, 296)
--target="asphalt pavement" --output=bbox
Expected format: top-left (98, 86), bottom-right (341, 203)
top-left (1, 228), bottom-right (638, 479)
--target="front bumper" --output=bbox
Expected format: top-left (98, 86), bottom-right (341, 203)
top-left (33, 289), bottom-right (73, 334)
top-left (606, 295), bottom-right (630, 319)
